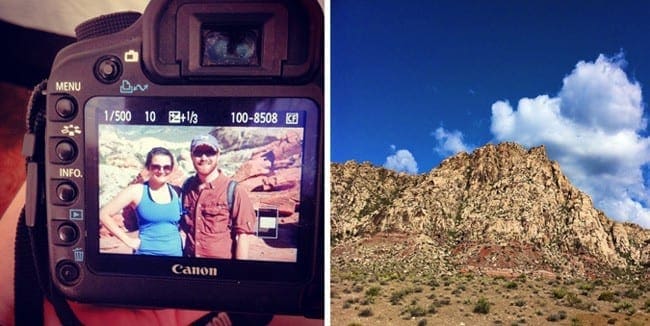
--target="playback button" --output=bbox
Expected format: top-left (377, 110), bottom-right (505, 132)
top-left (51, 181), bottom-right (78, 205)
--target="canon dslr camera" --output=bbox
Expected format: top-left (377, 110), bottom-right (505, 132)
top-left (23, 0), bottom-right (323, 317)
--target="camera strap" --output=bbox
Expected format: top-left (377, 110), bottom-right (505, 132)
top-left (16, 80), bottom-right (82, 326)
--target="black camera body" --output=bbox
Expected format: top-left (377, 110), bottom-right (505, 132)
top-left (27, 0), bottom-right (323, 317)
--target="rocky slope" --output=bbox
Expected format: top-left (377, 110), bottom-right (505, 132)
top-left (331, 142), bottom-right (650, 278)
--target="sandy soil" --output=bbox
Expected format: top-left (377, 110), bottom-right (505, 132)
top-left (332, 271), bottom-right (650, 325)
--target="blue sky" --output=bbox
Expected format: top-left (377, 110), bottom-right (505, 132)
top-left (331, 1), bottom-right (650, 227)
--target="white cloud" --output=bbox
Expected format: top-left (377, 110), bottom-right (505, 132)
top-left (433, 127), bottom-right (473, 156)
top-left (490, 53), bottom-right (650, 228)
top-left (384, 148), bottom-right (419, 174)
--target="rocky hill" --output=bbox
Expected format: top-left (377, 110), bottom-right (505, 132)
top-left (331, 142), bottom-right (650, 279)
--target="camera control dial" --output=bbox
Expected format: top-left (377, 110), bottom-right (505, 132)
top-left (74, 12), bottom-right (141, 41)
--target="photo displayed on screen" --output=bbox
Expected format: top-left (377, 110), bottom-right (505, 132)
top-left (93, 98), bottom-right (310, 263)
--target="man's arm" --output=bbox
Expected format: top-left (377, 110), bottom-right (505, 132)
top-left (235, 233), bottom-right (251, 260)
top-left (231, 185), bottom-right (256, 260)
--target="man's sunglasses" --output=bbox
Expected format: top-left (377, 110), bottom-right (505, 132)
top-left (192, 147), bottom-right (218, 157)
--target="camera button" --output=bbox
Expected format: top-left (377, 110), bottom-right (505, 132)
top-left (55, 140), bottom-right (77, 162)
top-left (56, 182), bottom-right (78, 203)
top-left (57, 222), bottom-right (79, 245)
top-left (56, 261), bottom-right (81, 286)
top-left (95, 55), bottom-right (122, 84)
top-left (55, 97), bottom-right (77, 120)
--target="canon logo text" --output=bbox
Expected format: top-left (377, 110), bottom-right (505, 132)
top-left (171, 264), bottom-right (218, 277)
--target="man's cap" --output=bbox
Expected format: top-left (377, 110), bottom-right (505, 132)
top-left (191, 135), bottom-right (220, 152)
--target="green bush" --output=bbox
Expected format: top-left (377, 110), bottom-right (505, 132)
top-left (577, 282), bottom-right (594, 292)
top-left (365, 286), bottom-right (381, 297)
top-left (552, 287), bottom-right (568, 299)
top-left (597, 291), bottom-right (617, 302)
top-left (613, 302), bottom-right (636, 316)
top-left (565, 292), bottom-right (582, 307)
top-left (473, 297), bottom-right (491, 314)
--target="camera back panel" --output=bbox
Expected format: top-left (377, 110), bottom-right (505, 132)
top-left (41, 0), bottom-right (323, 316)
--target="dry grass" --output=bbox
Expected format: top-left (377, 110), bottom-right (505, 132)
top-left (331, 271), bottom-right (650, 325)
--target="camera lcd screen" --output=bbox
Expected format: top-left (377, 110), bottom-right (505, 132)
top-left (83, 97), bottom-right (319, 279)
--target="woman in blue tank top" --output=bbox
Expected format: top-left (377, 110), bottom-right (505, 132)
top-left (99, 147), bottom-right (182, 256)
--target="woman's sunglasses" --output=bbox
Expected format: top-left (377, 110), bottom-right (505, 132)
top-left (150, 164), bottom-right (173, 173)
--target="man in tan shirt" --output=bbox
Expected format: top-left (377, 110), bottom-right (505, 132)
top-left (181, 135), bottom-right (256, 259)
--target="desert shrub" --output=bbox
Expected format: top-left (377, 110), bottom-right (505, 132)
top-left (406, 305), bottom-right (427, 318)
top-left (343, 298), bottom-right (358, 309)
top-left (427, 279), bottom-right (440, 288)
top-left (365, 286), bottom-right (381, 297)
top-left (565, 292), bottom-right (582, 307)
top-left (623, 288), bottom-right (641, 299)
top-left (360, 297), bottom-right (374, 305)
top-left (513, 299), bottom-right (526, 307)
top-left (592, 279), bottom-right (605, 287)
top-left (358, 308), bottom-right (373, 317)
top-left (613, 302), bottom-right (636, 315)
top-left (417, 319), bottom-right (428, 326)
top-left (570, 317), bottom-right (582, 326)
top-left (473, 297), bottom-right (491, 314)
top-left (505, 281), bottom-right (518, 289)
top-left (546, 311), bottom-right (567, 322)
top-left (434, 297), bottom-right (451, 307)
top-left (390, 288), bottom-right (414, 305)
top-left (577, 282), bottom-right (594, 292)
top-left (598, 291), bottom-right (617, 302)
top-left (637, 281), bottom-right (650, 292)
top-left (552, 287), bottom-right (568, 299)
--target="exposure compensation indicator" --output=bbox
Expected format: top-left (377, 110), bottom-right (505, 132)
top-left (168, 110), bottom-right (199, 124)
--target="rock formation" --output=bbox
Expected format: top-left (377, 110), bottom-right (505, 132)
top-left (331, 142), bottom-right (650, 278)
